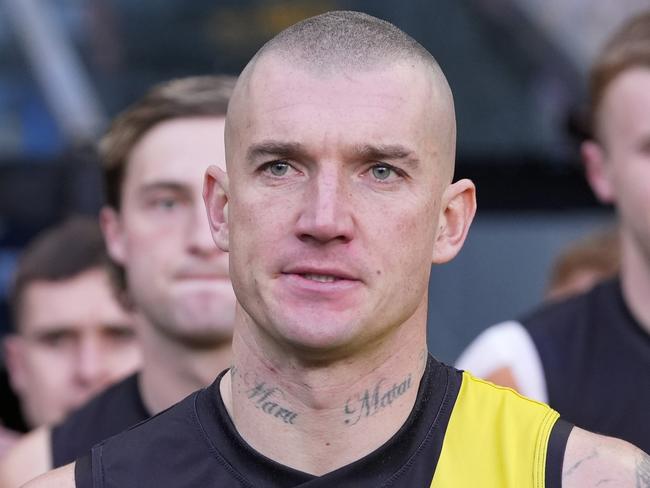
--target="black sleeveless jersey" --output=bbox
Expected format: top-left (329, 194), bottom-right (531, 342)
top-left (51, 373), bottom-right (149, 467)
top-left (74, 358), bottom-right (570, 487)
top-left (522, 278), bottom-right (650, 453)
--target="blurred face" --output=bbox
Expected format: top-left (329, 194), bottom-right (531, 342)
top-left (592, 68), bottom-right (650, 263)
top-left (5, 268), bottom-right (141, 427)
top-left (104, 117), bottom-right (236, 347)
top-left (211, 57), bottom-right (470, 357)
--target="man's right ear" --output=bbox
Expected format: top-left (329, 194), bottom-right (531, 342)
top-left (100, 207), bottom-right (127, 265)
top-left (3, 335), bottom-right (27, 395)
top-left (203, 165), bottom-right (229, 252)
top-left (581, 140), bottom-right (615, 204)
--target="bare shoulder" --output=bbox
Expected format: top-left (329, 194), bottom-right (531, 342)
top-left (22, 463), bottom-right (75, 488)
top-left (0, 426), bottom-right (52, 487)
top-left (562, 426), bottom-right (650, 488)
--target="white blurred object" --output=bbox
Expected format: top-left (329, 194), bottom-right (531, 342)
top-left (455, 320), bottom-right (548, 402)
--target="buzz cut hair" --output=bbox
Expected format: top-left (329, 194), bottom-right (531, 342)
top-left (228, 11), bottom-right (456, 181)
top-left (250, 10), bottom-right (439, 75)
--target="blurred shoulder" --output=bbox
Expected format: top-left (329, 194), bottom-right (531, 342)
top-left (563, 427), bottom-right (649, 487)
top-left (0, 426), bottom-right (51, 487)
top-left (22, 462), bottom-right (75, 488)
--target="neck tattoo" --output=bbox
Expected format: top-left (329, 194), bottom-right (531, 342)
top-left (343, 373), bottom-right (413, 426)
top-left (234, 368), bottom-right (299, 425)
top-left (247, 382), bottom-right (298, 425)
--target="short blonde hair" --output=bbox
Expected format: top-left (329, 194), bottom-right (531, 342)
top-left (589, 12), bottom-right (650, 137)
top-left (100, 75), bottom-right (236, 209)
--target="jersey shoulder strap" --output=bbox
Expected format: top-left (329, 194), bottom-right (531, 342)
top-left (430, 371), bottom-right (560, 488)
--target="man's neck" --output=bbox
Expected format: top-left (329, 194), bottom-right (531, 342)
top-left (221, 316), bottom-right (428, 476)
top-left (620, 231), bottom-right (650, 335)
top-left (136, 316), bottom-right (233, 415)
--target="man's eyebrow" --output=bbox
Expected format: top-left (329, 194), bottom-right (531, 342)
top-left (101, 323), bottom-right (137, 334)
top-left (245, 141), bottom-right (420, 168)
top-left (247, 141), bottom-right (308, 162)
top-left (355, 144), bottom-right (420, 168)
top-left (636, 133), bottom-right (650, 151)
top-left (28, 327), bottom-right (75, 339)
top-left (138, 181), bottom-right (190, 194)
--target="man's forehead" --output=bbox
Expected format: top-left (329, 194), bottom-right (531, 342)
top-left (125, 118), bottom-right (227, 189)
top-left (225, 51), bottom-right (456, 179)
top-left (597, 68), bottom-right (650, 137)
top-left (230, 56), bottom-right (443, 137)
top-left (19, 274), bottom-right (126, 328)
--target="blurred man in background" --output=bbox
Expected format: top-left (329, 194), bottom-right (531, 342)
top-left (0, 75), bottom-right (237, 486)
top-left (0, 217), bottom-right (141, 457)
top-left (457, 11), bottom-right (650, 454)
top-left (456, 226), bottom-right (620, 393)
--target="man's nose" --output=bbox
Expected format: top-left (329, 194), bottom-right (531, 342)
top-left (75, 336), bottom-right (109, 389)
top-left (295, 169), bottom-right (354, 244)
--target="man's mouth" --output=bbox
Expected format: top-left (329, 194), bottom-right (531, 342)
top-left (278, 267), bottom-right (362, 298)
top-left (177, 274), bottom-right (225, 280)
top-left (301, 273), bottom-right (340, 283)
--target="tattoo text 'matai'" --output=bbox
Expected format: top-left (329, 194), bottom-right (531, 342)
top-left (343, 374), bottom-right (412, 426)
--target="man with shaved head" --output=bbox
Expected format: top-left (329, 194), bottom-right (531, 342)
top-left (30, 11), bottom-right (648, 488)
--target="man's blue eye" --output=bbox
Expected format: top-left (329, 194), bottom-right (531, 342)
top-left (39, 332), bottom-right (74, 348)
top-left (269, 162), bottom-right (290, 176)
top-left (371, 165), bottom-right (392, 180)
top-left (158, 199), bottom-right (176, 209)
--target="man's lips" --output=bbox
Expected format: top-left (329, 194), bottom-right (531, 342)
top-left (298, 273), bottom-right (342, 283)
top-left (277, 266), bottom-right (363, 298)
top-left (174, 273), bottom-right (229, 281)
top-left (175, 263), bottom-right (229, 280)
top-left (281, 266), bottom-right (360, 283)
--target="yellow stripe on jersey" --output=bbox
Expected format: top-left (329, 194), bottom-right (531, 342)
top-left (430, 371), bottom-right (559, 487)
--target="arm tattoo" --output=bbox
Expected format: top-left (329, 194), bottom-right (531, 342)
top-left (637, 452), bottom-right (650, 488)
top-left (343, 373), bottom-right (412, 426)
top-left (562, 447), bottom-right (650, 487)
top-left (563, 450), bottom-right (598, 479)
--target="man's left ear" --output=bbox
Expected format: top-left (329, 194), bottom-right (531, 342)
top-left (203, 165), bottom-right (230, 252)
top-left (432, 179), bottom-right (476, 264)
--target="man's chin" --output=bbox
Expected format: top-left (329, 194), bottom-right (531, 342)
top-left (157, 321), bottom-right (233, 349)
top-left (263, 314), bottom-right (366, 358)
top-left (173, 279), bottom-right (234, 296)
top-left (173, 283), bottom-right (236, 309)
